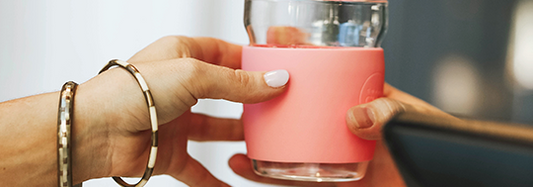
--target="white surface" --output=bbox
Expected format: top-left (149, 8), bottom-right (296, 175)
top-left (0, 1), bottom-right (286, 186)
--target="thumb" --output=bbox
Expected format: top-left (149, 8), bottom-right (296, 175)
top-left (188, 60), bottom-right (289, 103)
top-left (346, 98), bottom-right (407, 140)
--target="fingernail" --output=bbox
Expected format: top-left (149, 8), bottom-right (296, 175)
top-left (264, 69), bottom-right (289, 88)
top-left (351, 107), bottom-right (375, 129)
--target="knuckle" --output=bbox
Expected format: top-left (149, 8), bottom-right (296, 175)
top-left (379, 98), bottom-right (404, 112)
top-left (179, 58), bottom-right (203, 72)
top-left (175, 58), bottom-right (209, 97)
top-left (232, 69), bottom-right (252, 88)
top-left (158, 36), bottom-right (195, 58)
top-left (371, 97), bottom-right (406, 119)
top-left (173, 58), bottom-right (204, 79)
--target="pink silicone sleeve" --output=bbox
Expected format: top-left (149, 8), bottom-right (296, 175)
top-left (242, 46), bottom-right (384, 163)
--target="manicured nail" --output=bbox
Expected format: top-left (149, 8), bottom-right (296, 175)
top-left (351, 107), bottom-right (375, 129)
top-left (264, 70), bottom-right (289, 88)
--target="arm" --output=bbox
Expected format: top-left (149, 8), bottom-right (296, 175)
top-left (0, 36), bottom-right (289, 186)
top-left (0, 91), bottom-right (107, 185)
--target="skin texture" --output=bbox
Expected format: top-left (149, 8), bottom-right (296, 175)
top-left (125, 37), bottom-right (459, 187)
top-left (228, 25), bottom-right (460, 186)
top-left (228, 84), bottom-right (459, 187)
top-left (0, 35), bottom-right (458, 187)
top-left (0, 36), bottom-right (288, 186)
top-left (83, 36), bottom-right (292, 186)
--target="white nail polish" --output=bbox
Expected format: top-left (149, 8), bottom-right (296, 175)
top-left (264, 70), bottom-right (289, 88)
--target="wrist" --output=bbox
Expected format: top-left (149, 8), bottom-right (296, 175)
top-left (71, 67), bottom-right (153, 181)
top-left (71, 82), bottom-right (113, 183)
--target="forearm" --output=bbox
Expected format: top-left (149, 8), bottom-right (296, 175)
top-left (0, 93), bottom-right (58, 185)
top-left (0, 66), bottom-right (173, 186)
top-left (0, 88), bottom-right (109, 186)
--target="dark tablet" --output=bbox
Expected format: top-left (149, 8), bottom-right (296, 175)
top-left (383, 111), bottom-right (533, 187)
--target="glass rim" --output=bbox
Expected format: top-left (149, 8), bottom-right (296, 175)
top-left (246, 0), bottom-right (387, 2)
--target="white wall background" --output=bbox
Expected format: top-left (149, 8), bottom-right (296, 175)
top-left (0, 1), bottom-right (284, 186)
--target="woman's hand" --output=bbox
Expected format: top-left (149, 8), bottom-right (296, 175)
top-left (75, 36), bottom-right (289, 186)
top-left (338, 83), bottom-right (457, 187)
top-left (228, 83), bottom-right (459, 187)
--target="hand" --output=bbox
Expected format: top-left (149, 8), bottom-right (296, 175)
top-left (228, 83), bottom-right (458, 187)
top-left (75, 36), bottom-right (289, 186)
top-left (339, 83), bottom-right (457, 187)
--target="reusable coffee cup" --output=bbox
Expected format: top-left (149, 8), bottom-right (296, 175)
top-left (242, 0), bottom-right (388, 182)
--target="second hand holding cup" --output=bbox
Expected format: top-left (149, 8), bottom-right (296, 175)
top-left (242, 0), bottom-right (388, 182)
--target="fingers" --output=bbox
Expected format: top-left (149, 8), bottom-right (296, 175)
top-left (266, 26), bottom-right (309, 45)
top-left (188, 113), bottom-right (244, 141)
top-left (346, 98), bottom-right (407, 140)
top-left (170, 155), bottom-right (230, 187)
top-left (228, 154), bottom-right (336, 187)
top-left (191, 37), bottom-right (243, 68)
top-left (180, 59), bottom-right (289, 103)
top-left (347, 83), bottom-right (458, 140)
top-left (384, 83), bottom-right (446, 114)
top-left (129, 36), bottom-right (242, 69)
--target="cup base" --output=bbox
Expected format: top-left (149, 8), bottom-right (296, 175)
top-left (252, 159), bottom-right (369, 182)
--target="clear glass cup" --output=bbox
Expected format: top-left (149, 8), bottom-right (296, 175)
top-left (244, 0), bottom-right (388, 48)
top-left (244, 0), bottom-right (388, 182)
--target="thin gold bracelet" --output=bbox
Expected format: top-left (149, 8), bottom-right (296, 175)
top-left (99, 59), bottom-right (159, 187)
top-left (57, 81), bottom-right (78, 187)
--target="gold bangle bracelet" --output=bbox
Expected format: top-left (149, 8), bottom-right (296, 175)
top-left (58, 81), bottom-right (78, 187)
top-left (99, 59), bottom-right (159, 187)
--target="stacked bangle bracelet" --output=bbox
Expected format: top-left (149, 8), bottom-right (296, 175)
top-left (99, 59), bottom-right (159, 187)
top-left (57, 81), bottom-right (78, 187)
top-left (57, 60), bottom-right (158, 187)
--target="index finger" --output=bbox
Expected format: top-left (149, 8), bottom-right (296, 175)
top-left (193, 37), bottom-right (243, 69)
top-left (128, 36), bottom-right (242, 69)
top-left (384, 83), bottom-right (453, 117)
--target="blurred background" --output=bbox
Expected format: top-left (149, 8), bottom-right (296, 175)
top-left (0, 0), bottom-right (532, 186)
